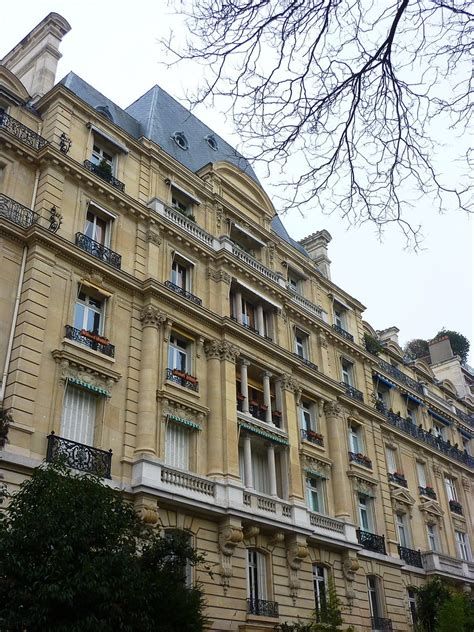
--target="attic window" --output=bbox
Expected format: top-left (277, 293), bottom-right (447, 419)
top-left (205, 134), bottom-right (218, 151)
top-left (95, 105), bottom-right (113, 122)
top-left (172, 131), bottom-right (189, 150)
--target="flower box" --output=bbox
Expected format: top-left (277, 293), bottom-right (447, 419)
top-left (80, 329), bottom-right (109, 345)
top-left (185, 374), bottom-right (198, 385)
top-left (171, 369), bottom-right (186, 379)
top-left (237, 393), bottom-right (246, 401)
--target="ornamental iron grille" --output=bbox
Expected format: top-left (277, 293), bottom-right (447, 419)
top-left (332, 323), bottom-right (354, 341)
top-left (419, 485), bottom-right (437, 500)
top-left (293, 353), bottom-right (319, 371)
top-left (398, 545), bottom-right (423, 568)
top-left (166, 368), bottom-right (199, 392)
top-left (388, 472), bottom-right (408, 487)
top-left (301, 428), bottom-right (324, 447)
top-left (83, 160), bottom-right (125, 192)
top-left (164, 280), bottom-right (202, 305)
top-left (0, 193), bottom-right (40, 228)
top-left (378, 359), bottom-right (423, 394)
top-left (349, 452), bottom-right (372, 468)
top-left (46, 432), bottom-right (112, 478)
top-left (341, 383), bottom-right (364, 401)
top-left (371, 617), bottom-right (393, 631)
top-left (449, 500), bottom-right (463, 515)
top-left (65, 325), bottom-right (115, 357)
top-left (357, 529), bottom-right (386, 555)
top-left (0, 109), bottom-right (49, 150)
top-left (75, 233), bottom-right (122, 269)
top-left (247, 598), bottom-right (279, 618)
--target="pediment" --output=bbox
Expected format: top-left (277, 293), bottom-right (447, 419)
top-left (418, 499), bottom-right (444, 518)
top-left (391, 487), bottom-right (416, 506)
top-left (0, 66), bottom-right (31, 102)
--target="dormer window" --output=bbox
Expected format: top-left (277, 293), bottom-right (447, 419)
top-left (91, 143), bottom-right (113, 172)
top-left (95, 105), bottom-right (113, 122)
top-left (172, 131), bottom-right (189, 150)
top-left (229, 222), bottom-right (265, 255)
top-left (205, 134), bottom-right (218, 151)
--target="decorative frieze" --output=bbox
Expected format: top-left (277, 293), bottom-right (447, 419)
top-left (146, 228), bottom-right (162, 246)
top-left (351, 475), bottom-right (377, 498)
top-left (207, 266), bottom-right (231, 284)
top-left (303, 455), bottom-right (330, 479)
top-left (52, 352), bottom-right (120, 394)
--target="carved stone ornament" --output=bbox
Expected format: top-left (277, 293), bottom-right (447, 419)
top-left (218, 520), bottom-right (244, 593)
top-left (140, 305), bottom-right (166, 329)
top-left (216, 204), bottom-right (224, 230)
top-left (55, 357), bottom-right (118, 394)
top-left (319, 332), bottom-right (329, 349)
top-left (353, 476), bottom-right (377, 498)
top-left (324, 401), bottom-right (342, 418)
top-left (268, 532), bottom-right (285, 547)
top-left (390, 488), bottom-right (416, 518)
top-left (461, 475), bottom-right (470, 491)
top-left (134, 494), bottom-right (159, 526)
top-left (286, 536), bottom-right (309, 604)
top-left (267, 242), bottom-right (276, 266)
top-left (279, 374), bottom-right (301, 395)
top-left (304, 455), bottom-right (330, 479)
top-left (243, 525), bottom-right (260, 539)
top-left (207, 267), bottom-right (231, 284)
top-left (432, 460), bottom-right (442, 478)
top-left (204, 340), bottom-right (240, 363)
top-left (419, 499), bottom-right (444, 527)
top-left (343, 551), bottom-right (360, 605)
top-left (146, 229), bottom-right (162, 247)
top-left (161, 398), bottom-right (206, 426)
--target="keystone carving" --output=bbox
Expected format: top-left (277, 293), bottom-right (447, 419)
top-left (286, 536), bottom-right (309, 604)
top-left (146, 229), bottom-right (162, 246)
top-left (243, 525), bottom-right (260, 539)
top-left (218, 520), bottom-right (244, 593)
top-left (207, 267), bottom-right (231, 284)
top-left (324, 401), bottom-right (342, 417)
top-left (342, 551), bottom-right (360, 605)
top-left (279, 374), bottom-right (301, 396)
top-left (140, 305), bottom-right (166, 328)
top-left (204, 340), bottom-right (240, 363)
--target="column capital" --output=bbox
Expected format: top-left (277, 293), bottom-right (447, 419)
top-left (324, 401), bottom-right (342, 418)
top-left (139, 305), bottom-right (166, 329)
top-left (204, 340), bottom-right (240, 363)
top-left (261, 370), bottom-right (273, 379)
top-left (279, 373), bottom-right (301, 394)
top-left (240, 358), bottom-right (251, 367)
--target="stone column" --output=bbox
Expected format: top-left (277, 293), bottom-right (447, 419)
top-left (240, 359), bottom-right (250, 414)
top-left (244, 433), bottom-right (253, 488)
top-left (280, 375), bottom-right (303, 501)
top-left (136, 306), bottom-right (166, 454)
top-left (256, 304), bottom-right (265, 335)
top-left (324, 401), bottom-right (351, 520)
top-left (267, 443), bottom-right (278, 497)
top-left (262, 371), bottom-right (273, 423)
top-left (235, 290), bottom-right (242, 323)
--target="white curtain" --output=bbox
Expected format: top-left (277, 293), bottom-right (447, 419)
top-left (252, 450), bottom-right (270, 494)
top-left (61, 385), bottom-right (96, 445)
top-left (165, 423), bottom-right (190, 469)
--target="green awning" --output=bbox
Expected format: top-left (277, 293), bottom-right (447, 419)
top-left (238, 421), bottom-right (289, 445)
top-left (67, 377), bottom-right (110, 397)
top-left (167, 414), bottom-right (201, 431)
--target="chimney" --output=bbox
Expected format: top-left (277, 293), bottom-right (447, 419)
top-left (299, 230), bottom-right (332, 279)
top-left (1, 13), bottom-right (71, 100)
top-left (377, 327), bottom-right (400, 346)
top-left (429, 336), bottom-right (454, 364)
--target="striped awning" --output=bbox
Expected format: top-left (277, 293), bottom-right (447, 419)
top-left (167, 414), bottom-right (201, 431)
top-left (373, 373), bottom-right (396, 389)
top-left (403, 392), bottom-right (424, 406)
top-left (67, 377), bottom-right (110, 397)
top-left (428, 409), bottom-right (452, 426)
top-left (238, 421), bottom-right (289, 445)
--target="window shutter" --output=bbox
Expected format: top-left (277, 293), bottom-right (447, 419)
top-left (165, 423), bottom-right (190, 469)
top-left (61, 386), bottom-right (96, 445)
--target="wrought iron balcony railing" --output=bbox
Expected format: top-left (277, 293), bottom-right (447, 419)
top-left (378, 358), bottom-right (423, 394)
top-left (164, 280), bottom-right (202, 305)
top-left (65, 325), bottom-right (115, 358)
top-left (301, 428), bottom-right (324, 447)
top-left (378, 406), bottom-right (474, 468)
top-left (341, 382), bottom-right (364, 401)
top-left (247, 598), bottom-right (279, 618)
top-left (349, 452), bottom-right (372, 468)
top-left (83, 159), bottom-right (125, 192)
top-left (46, 432), bottom-right (112, 478)
top-left (75, 232), bottom-right (122, 269)
top-left (454, 406), bottom-right (474, 428)
top-left (419, 485), bottom-right (437, 500)
top-left (0, 109), bottom-right (49, 150)
top-left (357, 529), bottom-right (386, 555)
top-left (449, 499), bottom-right (463, 515)
top-left (371, 617), bottom-right (393, 631)
top-left (293, 353), bottom-right (319, 371)
top-left (166, 368), bottom-right (199, 391)
top-left (388, 472), bottom-right (408, 488)
top-left (0, 193), bottom-right (40, 229)
top-left (332, 323), bottom-right (354, 341)
top-left (398, 545), bottom-right (423, 568)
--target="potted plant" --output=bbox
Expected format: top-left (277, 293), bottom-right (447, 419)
top-left (273, 410), bottom-right (282, 418)
top-left (259, 404), bottom-right (268, 411)
top-left (171, 368), bottom-right (186, 379)
top-left (185, 374), bottom-right (198, 385)
top-left (237, 393), bottom-right (246, 401)
top-left (96, 158), bottom-right (113, 180)
top-left (80, 330), bottom-right (109, 345)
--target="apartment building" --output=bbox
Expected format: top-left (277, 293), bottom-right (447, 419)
top-left (0, 13), bottom-right (472, 632)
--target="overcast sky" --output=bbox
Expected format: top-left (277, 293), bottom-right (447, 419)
top-left (2, 2), bottom-right (472, 361)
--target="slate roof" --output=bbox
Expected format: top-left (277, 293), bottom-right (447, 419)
top-left (57, 71), bottom-right (309, 257)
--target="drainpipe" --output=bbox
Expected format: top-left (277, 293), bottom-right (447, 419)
top-left (0, 167), bottom-right (40, 405)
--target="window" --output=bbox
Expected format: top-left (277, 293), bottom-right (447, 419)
top-left (91, 142), bottom-right (114, 171)
top-left (241, 298), bottom-right (256, 329)
top-left (247, 549), bottom-right (268, 604)
top-left (455, 531), bottom-right (470, 561)
top-left (165, 422), bottom-right (190, 470)
top-left (367, 576), bottom-right (382, 622)
top-left (85, 208), bottom-right (109, 246)
top-left (358, 494), bottom-right (373, 532)
top-left (334, 305), bottom-right (346, 329)
top-left (406, 406), bottom-right (417, 424)
top-left (433, 422), bottom-right (446, 441)
top-left (444, 476), bottom-right (457, 502)
top-left (288, 273), bottom-right (300, 293)
top-left (252, 449), bottom-right (270, 495)
top-left (396, 513), bottom-right (410, 548)
top-left (376, 389), bottom-right (388, 408)
top-left (385, 447), bottom-right (397, 474)
top-left (168, 334), bottom-right (190, 373)
top-left (171, 256), bottom-right (193, 292)
top-left (407, 588), bottom-right (417, 626)
top-left (300, 400), bottom-right (316, 431)
top-left (341, 359), bottom-right (354, 386)
top-left (312, 565), bottom-right (327, 620)
top-left (61, 385), bottom-right (97, 445)
top-left (416, 462), bottom-right (427, 488)
top-left (164, 529), bottom-right (193, 586)
top-left (295, 329), bottom-right (309, 359)
top-left (74, 289), bottom-right (104, 334)
top-left (461, 436), bottom-right (471, 455)
top-left (349, 424), bottom-right (362, 454)
top-left (427, 523), bottom-right (438, 551)
top-left (171, 193), bottom-right (193, 217)
top-left (171, 131), bottom-right (189, 150)
top-left (205, 134), bottom-right (218, 151)
top-left (306, 476), bottom-right (325, 513)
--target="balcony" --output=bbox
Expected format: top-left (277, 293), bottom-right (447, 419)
top-left (161, 466), bottom-right (215, 496)
top-left (247, 598), bottom-right (279, 618)
top-left (301, 428), bottom-right (324, 447)
top-left (449, 499), bottom-right (463, 515)
top-left (388, 472), bottom-right (408, 488)
top-left (455, 406), bottom-right (474, 428)
top-left (230, 316), bottom-right (272, 341)
top-left (231, 245), bottom-right (281, 284)
top-left (75, 233), bottom-right (122, 269)
top-left (398, 545), bottom-right (423, 568)
top-left (332, 323), bottom-right (354, 342)
top-left (371, 617), bottom-right (393, 632)
top-left (349, 452), bottom-right (372, 469)
top-left (0, 193), bottom-right (40, 229)
top-left (164, 280), bottom-right (202, 306)
top-left (421, 551), bottom-right (474, 581)
top-left (419, 485), bottom-right (437, 500)
top-left (293, 353), bottom-right (318, 371)
top-left (290, 292), bottom-right (326, 321)
top-left (83, 159), bottom-right (125, 192)
top-left (65, 325), bottom-right (115, 358)
top-left (0, 109), bottom-right (48, 150)
top-left (166, 368), bottom-right (199, 392)
top-left (46, 432), bottom-right (112, 478)
top-left (379, 406), bottom-right (474, 468)
top-left (341, 382), bottom-right (364, 402)
top-left (310, 513), bottom-right (345, 534)
top-left (378, 358), bottom-right (423, 394)
top-left (357, 529), bottom-right (386, 554)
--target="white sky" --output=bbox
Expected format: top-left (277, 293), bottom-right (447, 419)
top-left (2, 2), bottom-right (473, 361)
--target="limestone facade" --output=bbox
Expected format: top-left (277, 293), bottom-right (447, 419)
top-left (0, 14), bottom-right (472, 632)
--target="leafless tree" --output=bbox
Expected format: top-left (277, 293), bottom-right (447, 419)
top-left (164, 0), bottom-right (473, 244)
